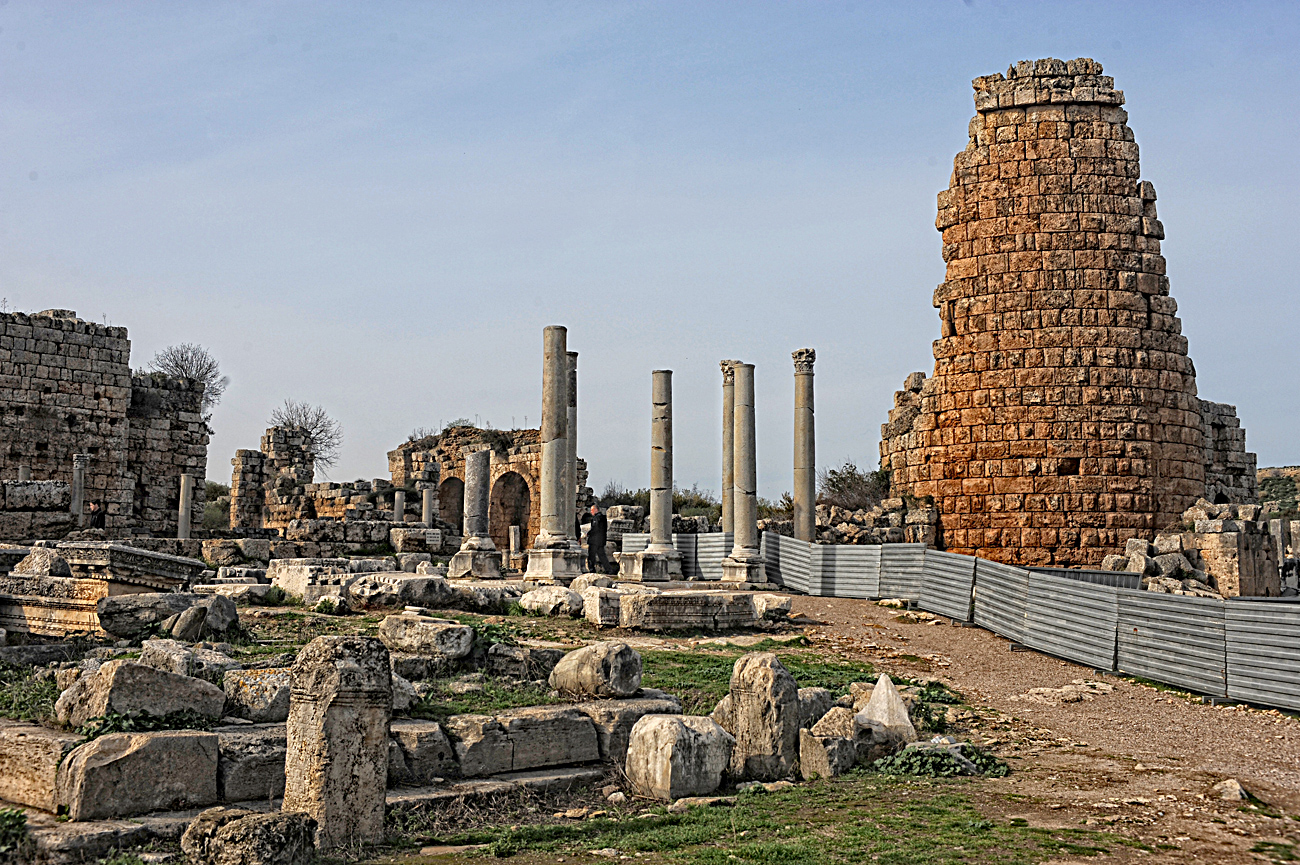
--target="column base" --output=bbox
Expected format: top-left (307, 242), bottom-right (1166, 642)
top-left (619, 549), bottom-right (683, 582)
top-left (448, 549), bottom-right (503, 580)
top-left (523, 548), bottom-right (585, 583)
top-left (720, 554), bottom-right (767, 584)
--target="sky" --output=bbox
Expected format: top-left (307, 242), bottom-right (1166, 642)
top-left (1, 1), bottom-right (1296, 500)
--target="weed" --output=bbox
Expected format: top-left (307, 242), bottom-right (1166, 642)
top-left (77, 709), bottom-right (216, 740)
top-left (95, 852), bottom-right (147, 865)
top-left (0, 662), bottom-right (59, 723)
top-left (872, 744), bottom-right (1009, 778)
top-left (1254, 840), bottom-right (1300, 862)
top-left (505, 602), bottom-right (528, 618)
top-left (409, 677), bottom-right (561, 723)
top-left (0, 808), bottom-right (27, 856)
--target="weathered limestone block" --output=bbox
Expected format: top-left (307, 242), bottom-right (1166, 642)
top-left (200, 594), bottom-right (240, 634)
top-left (377, 613), bottom-right (474, 658)
top-left (203, 540), bottom-right (245, 568)
top-left (799, 729), bottom-right (857, 780)
top-left (55, 660), bottom-right (227, 728)
top-left (854, 675), bottom-right (917, 744)
top-left (170, 606), bottom-right (209, 641)
top-left (0, 721), bottom-right (81, 810)
top-left (811, 705), bottom-right (905, 764)
top-left (390, 527), bottom-right (442, 554)
top-left (442, 706), bottom-right (599, 777)
top-left (442, 714), bottom-right (512, 777)
top-left (753, 593), bottom-right (793, 621)
top-left (391, 673), bottom-right (417, 713)
top-left (797, 687), bottom-right (834, 730)
top-left (570, 573), bottom-right (614, 594)
top-left (574, 694), bottom-right (683, 764)
top-left (625, 715), bottom-right (734, 801)
top-left (619, 591), bottom-right (757, 631)
top-left (450, 581), bottom-right (523, 612)
top-left (223, 669), bottom-right (292, 723)
top-left (57, 731), bottom-right (219, 820)
top-left (388, 719), bottom-right (457, 786)
top-left (13, 548), bottom-right (72, 577)
top-left (485, 644), bottom-right (565, 681)
top-left (96, 592), bottom-right (201, 638)
top-left (727, 653), bottom-right (801, 781)
top-left (582, 586), bottom-right (622, 627)
top-left (710, 693), bottom-right (732, 732)
top-left (216, 723), bottom-right (286, 802)
top-left (140, 639), bottom-right (242, 686)
top-left (520, 586), bottom-right (583, 617)
top-left (181, 806), bottom-right (316, 865)
top-left (265, 559), bottom-right (350, 598)
top-left (549, 642), bottom-right (642, 697)
top-left (283, 636), bottom-right (391, 848)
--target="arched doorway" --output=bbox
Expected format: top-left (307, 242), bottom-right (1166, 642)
top-left (439, 477), bottom-right (465, 536)
top-left (489, 472), bottom-right (531, 552)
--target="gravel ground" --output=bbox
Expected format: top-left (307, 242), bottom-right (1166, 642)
top-left (790, 594), bottom-right (1300, 862)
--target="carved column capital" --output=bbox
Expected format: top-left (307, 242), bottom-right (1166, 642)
top-left (792, 348), bottom-right (816, 375)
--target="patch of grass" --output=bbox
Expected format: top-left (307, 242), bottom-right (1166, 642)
top-left (95, 853), bottom-right (147, 865)
top-left (0, 662), bottom-right (60, 723)
top-left (0, 807), bottom-right (27, 856)
top-left (409, 678), bottom-right (562, 724)
top-left (76, 709), bottom-right (217, 740)
top-left (401, 776), bottom-right (1129, 864)
top-left (1254, 840), bottom-right (1300, 862)
top-left (872, 745), bottom-right (1009, 778)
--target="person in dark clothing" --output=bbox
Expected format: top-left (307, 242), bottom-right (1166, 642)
top-left (584, 504), bottom-right (610, 574)
top-left (86, 501), bottom-right (106, 529)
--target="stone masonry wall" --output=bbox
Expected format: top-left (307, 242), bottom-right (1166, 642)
top-left (880, 58), bottom-right (1257, 568)
top-left (126, 373), bottom-right (209, 535)
top-left (1201, 400), bottom-right (1258, 505)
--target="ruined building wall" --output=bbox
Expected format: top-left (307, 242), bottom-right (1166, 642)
top-left (880, 58), bottom-right (1257, 568)
top-left (1201, 400), bottom-right (1258, 505)
top-left (228, 427), bottom-right (315, 530)
top-left (0, 309), bottom-right (209, 538)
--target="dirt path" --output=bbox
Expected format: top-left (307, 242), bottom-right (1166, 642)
top-left (790, 595), bottom-right (1300, 862)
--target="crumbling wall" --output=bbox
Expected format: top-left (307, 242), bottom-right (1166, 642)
top-left (880, 58), bottom-right (1257, 568)
top-left (1201, 400), bottom-right (1258, 505)
top-left (228, 427), bottom-right (314, 530)
top-left (126, 373), bottom-right (209, 535)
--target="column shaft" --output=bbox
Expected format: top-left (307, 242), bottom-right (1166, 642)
top-left (731, 364), bottom-right (758, 554)
top-left (720, 361), bottom-right (737, 533)
top-left (178, 473), bottom-right (194, 540)
top-left (566, 351), bottom-right (579, 544)
top-left (647, 370), bottom-right (674, 552)
top-left (792, 349), bottom-right (816, 542)
top-left (422, 488), bottom-right (435, 526)
top-left (537, 325), bottom-right (569, 545)
top-left (462, 449), bottom-right (492, 543)
top-left (393, 490), bottom-right (406, 524)
top-left (71, 454), bottom-right (88, 528)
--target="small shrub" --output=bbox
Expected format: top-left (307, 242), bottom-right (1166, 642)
top-left (817, 460), bottom-right (890, 511)
top-left (873, 744), bottom-right (1008, 778)
top-left (314, 598), bottom-right (339, 615)
top-left (0, 662), bottom-right (60, 723)
top-left (77, 710), bottom-right (217, 740)
top-left (0, 807), bottom-right (27, 856)
top-left (505, 601), bottom-right (528, 618)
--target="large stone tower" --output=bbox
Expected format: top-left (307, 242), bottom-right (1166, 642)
top-left (880, 58), bottom-right (1257, 568)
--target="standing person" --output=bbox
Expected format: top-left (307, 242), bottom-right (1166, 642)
top-left (585, 503), bottom-right (609, 574)
top-left (87, 501), bottom-right (106, 529)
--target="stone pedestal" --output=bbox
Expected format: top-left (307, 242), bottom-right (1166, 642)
top-left (525, 326), bottom-right (584, 582)
top-left (721, 364), bottom-right (767, 584)
top-left (71, 454), bottom-right (88, 528)
top-left (720, 361), bottom-right (739, 534)
top-left (284, 637), bottom-right (391, 849)
top-left (178, 474), bottom-right (194, 540)
top-left (625, 370), bottom-right (682, 581)
top-left (449, 449), bottom-right (502, 580)
top-left (792, 349), bottom-right (816, 542)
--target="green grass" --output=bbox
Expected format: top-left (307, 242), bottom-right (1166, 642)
top-left (386, 775), bottom-right (1138, 864)
top-left (410, 678), bottom-right (563, 723)
top-left (1254, 841), bottom-right (1300, 862)
top-left (0, 662), bottom-right (60, 723)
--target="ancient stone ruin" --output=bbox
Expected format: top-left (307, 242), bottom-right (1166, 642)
top-left (880, 58), bottom-right (1259, 568)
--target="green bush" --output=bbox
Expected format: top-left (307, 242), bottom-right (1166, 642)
top-left (817, 459), bottom-right (891, 511)
top-left (873, 744), bottom-right (1008, 778)
top-left (0, 662), bottom-right (59, 723)
top-left (314, 598), bottom-right (339, 615)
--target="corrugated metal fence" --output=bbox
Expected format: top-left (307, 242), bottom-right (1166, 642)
top-left (618, 531), bottom-right (1300, 711)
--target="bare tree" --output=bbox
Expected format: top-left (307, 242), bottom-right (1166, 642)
top-left (269, 399), bottom-right (343, 474)
top-left (148, 343), bottom-right (229, 416)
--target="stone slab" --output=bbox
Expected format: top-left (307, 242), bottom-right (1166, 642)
top-left (0, 721), bottom-right (81, 811)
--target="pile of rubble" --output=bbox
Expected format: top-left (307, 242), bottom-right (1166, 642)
top-left (758, 497), bottom-right (939, 546)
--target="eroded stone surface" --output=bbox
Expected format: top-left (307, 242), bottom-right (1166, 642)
top-left (55, 660), bottom-right (227, 728)
top-left (549, 642), bottom-right (642, 698)
top-left (181, 806), bottom-right (316, 865)
top-left (0, 721), bottom-right (81, 810)
top-left (216, 723), bottom-right (286, 802)
top-left (625, 715), bottom-right (733, 801)
top-left (140, 639), bottom-right (242, 686)
top-left (377, 613), bottom-right (474, 658)
top-left (223, 669), bottom-right (292, 723)
top-left (727, 653), bottom-right (800, 781)
top-left (57, 730), bottom-right (219, 820)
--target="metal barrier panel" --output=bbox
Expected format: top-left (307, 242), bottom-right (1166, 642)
top-left (1030, 566), bottom-right (1142, 590)
top-left (762, 533), bottom-right (811, 593)
top-left (972, 559), bottom-right (1030, 644)
top-left (1118, 590), bottom-right (1226, 696)
top-left (878, 544), bottom-right (927, 601)
top-left (673, 534), bottom-right (699, 578)
top-left (620, 533), bottom-right (650, 554)
top-left (919, 549), bottom-right (977, 621)
top-left (815, 544), bottom-right (881, 599)
top-left (694, 533), bottom-right (733, 581)
top-left (1024, 573), bottom-right (1119, 670)
top-left (1226, 599), bottom-right (1300, 711)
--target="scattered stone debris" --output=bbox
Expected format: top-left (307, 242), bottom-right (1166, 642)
top-left (1008, 680), bottom-right (1115, 705)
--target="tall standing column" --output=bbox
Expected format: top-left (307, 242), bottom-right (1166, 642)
top-left (721, 364), bottom-right (767, 584)
top-left (624, 371), bottom-right (684, 581)
top-left (422, 488), bottom-right (436, 526)
top-left (792, 349), bottom-right (816, 542)
top-left (525, 325), bottom-right (585, 582)
top-left (71, 454), bottom-right (88, 528)
top-left (720, 361), bottom-right (738, 533)
top-left (449, 448), bottom-right (502, 579)
top-left (393, 490), bottom-right (406, 524)
top-left (566, 351), bottom-right (579, 547)
top-left (178, 474), bottom-right (194, 540)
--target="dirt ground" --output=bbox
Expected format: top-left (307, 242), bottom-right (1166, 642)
top-left (790, 595), bottom-right (1300, 863)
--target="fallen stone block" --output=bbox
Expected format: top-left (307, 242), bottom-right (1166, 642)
top-left (139, 639), bottom-right (242, 686)
top-left (486, 644), bottom-right (565, 681)
top-left (0, 721), bottom-right (81, 810)
top-left (619, 591), bottom-right (757, 631)
top-left (57, 730), bottom-right (219, 820)
top-left (574, 695), bottom-right (683, 764)
top-left (55, 660), bottom-right (227, 728)
top-left (582, 587), bottom-right (622, 627)
top-left (500, 705), bottom-right (600, 772)
top-left (799, 729), bottom-right (857, 780)
top-left (854, 674), bottom-right (917, 745)
top-left (182, 806), bottom-right (316, 865)
top-left (625, 715), bottom-right (733, 801)
top-left (450, 581), bottom-right (522, 612)
top-left (520, 586), bottom-right (584, 617)
top-left (550, 642), bottom-right (642, 698)
top-left (96, 593), bottom-right (201, 638)
top-left (389, 719), bottom-right (457, 787)
top-left (442, 714), bottom-right (513, 777)
top-left (378, 613), bottom-right (474, 658)
top-left (223, 668), bottom-right (291, 723)
top-left (728, 653), bottom-right (800, 781)
top-left (265, 558), bottom-right (350, 598)
top-left (216, 723), bottom-right (286, 802)
top-left (797, 687), bottom-right (833, 730)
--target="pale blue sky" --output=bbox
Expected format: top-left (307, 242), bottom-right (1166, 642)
top-left (1, 2), bottom-right (1295, 497)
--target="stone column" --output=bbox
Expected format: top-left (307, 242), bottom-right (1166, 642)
top-left (17, 466), bottom-right (31, 482)
top-left (525, 325), bottom-right (585, 581)
top-left (449, 448), bottom-right (502, 579)
top-left (721, 364), bottom-right (767, 584)
top-left (178, 474), bottom-right (194, 540)
top-left (422, 488), bottom-right (436, 526)
top-left (792, 349), bottom-right (816, 542)
top-left (284, 636), bottom-right (392, 849)
top-left (720, 361), bottom-right (738, 534)
top-left (71, 454), bottom-right (89, 527)
top-left (393, 490), bottom-right (406, 524)
top-left (623, 371), bottom-right (683, 581)
top-left (566, 351), bottom-right (579, 547)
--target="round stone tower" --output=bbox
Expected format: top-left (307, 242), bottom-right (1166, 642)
top-left (880, 58), bottom-right (1212, 568)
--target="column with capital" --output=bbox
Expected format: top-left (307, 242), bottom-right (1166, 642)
top-left (720, 360), bottom-right (740, 534)
top-left (720, 363), bottom-right (767, 584)
top-left (792, 349), bottom-right (816, 542)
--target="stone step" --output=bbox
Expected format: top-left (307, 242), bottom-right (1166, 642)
top-left (386, 765), bottom-right (607, 813)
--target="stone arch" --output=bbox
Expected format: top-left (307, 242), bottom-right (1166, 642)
top-left (489, 471), bottom-right (531, 552)
top-left (439, 477), bottom-right (465, 536)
